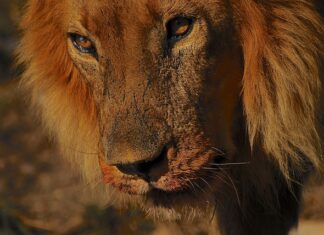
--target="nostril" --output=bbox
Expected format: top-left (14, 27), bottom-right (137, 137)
top-left (116, 163), bottom-right (149, 181)
top-left (116, 147), bottom-right (169, 182)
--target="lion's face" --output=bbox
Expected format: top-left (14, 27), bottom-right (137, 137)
top-left (65, 0), bottom-right (242, 207)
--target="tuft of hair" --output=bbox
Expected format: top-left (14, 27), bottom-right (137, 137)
top-left (233, 0), bottom-right (323, 179)
top-left (17, 0), bottom-right (101, 186)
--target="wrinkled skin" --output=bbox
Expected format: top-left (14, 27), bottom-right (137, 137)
top-left (67, 0), bottom-right (243, 199)
top-left (19, 0), bottom-right (323, 235)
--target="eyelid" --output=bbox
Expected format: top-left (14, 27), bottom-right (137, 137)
top-left (68, 33), bottom-right (98, 57)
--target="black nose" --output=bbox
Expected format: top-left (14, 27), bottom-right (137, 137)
top-left (116, 147), bottom-right (169, 182)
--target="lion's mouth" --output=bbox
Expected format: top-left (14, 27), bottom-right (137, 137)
top-left (99, 144), bottom-right (227, 198)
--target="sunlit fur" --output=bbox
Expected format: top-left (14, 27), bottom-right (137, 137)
top-left (18, 1), bottom-right (101, 184)
top-left (18, 0), bottom-right (323, 234)
top-left (236, 0), bottom-right (323, 177)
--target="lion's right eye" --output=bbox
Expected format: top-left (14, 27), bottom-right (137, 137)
top-left (69, 33), bottom-right (97, 56)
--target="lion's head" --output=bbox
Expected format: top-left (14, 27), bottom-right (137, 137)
top-left (18, 0), bottom-right (323, 230)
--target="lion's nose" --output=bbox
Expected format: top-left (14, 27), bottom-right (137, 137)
top-left (116, 147), bottom-right (169, 182)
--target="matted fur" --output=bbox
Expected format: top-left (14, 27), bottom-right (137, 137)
top-left (18, 0), bottom-right (323, 234)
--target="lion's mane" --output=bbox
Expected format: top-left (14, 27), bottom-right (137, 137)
top-left (234, 0), bottom-right (323, 177)
top-left (18, 0), bottom-right (102, 184)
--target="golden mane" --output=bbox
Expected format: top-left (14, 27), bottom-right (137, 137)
top-left (17, 0), bottom-right (101, 184)
top-left (17, 0), bottom-right (323, 187)
top-left (234, 0), bottom-right (323, 178)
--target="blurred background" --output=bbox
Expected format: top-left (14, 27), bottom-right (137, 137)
top-left (0, 1), bottom-right (323, 235)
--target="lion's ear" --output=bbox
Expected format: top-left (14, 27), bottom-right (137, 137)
top-left (234, 0), bottom-right (323, 177)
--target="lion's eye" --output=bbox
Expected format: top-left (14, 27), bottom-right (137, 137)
top-left (69, 33), bottom-right (97, 55)
top-left (167, 17), bottom-right (194, 41)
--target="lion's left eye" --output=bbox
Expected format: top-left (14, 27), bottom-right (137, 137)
top-left (69, 33), bottom-right (97, 55)
top-left (166, 17), bottom-right (194, 41)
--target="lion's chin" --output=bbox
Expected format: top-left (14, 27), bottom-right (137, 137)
top-left (99, 167), bottom-right (215, 211)
top-left (137, 187), bottom-right (218, 221)
top-left (100, 164), bottom-right (221, 216)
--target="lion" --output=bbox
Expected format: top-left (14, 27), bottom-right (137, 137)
top-left (18, 0), bottom-right (323, 234)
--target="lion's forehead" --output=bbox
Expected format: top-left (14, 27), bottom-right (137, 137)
top-left (63, 0), bottom-right (227, 37)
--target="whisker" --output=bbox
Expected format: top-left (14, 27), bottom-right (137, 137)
top-left (186, 178), bottom-right (199, 196)
top-left (203, 167), bottom-right (225, 171)
top-left (220, 168), bottom-right (241, 207)
top-left (207, 173), bottom-right (231, 188)
top-left (192, 181), bottom-right (207, 194)
top-left (180, 175), bottom-right (195, 194)
top-left (205, 168), bottom-right (241, 208)
top-left (199, 177), bottom-right (213, 191)
top-left (209, 162), bottom-right (250, 166)
top-left (211, 147), bottom-right (226, 156)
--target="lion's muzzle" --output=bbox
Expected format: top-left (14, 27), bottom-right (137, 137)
top-left (99, 134), bottom-right (226, 195)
